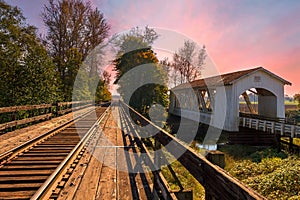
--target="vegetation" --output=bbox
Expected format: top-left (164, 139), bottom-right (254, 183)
top-left (219, 145), bottom-right (300, 199)
top-left (0, 1), bottom-right (60, 106)
top-left (161, 160), bottom-right (205, 200)
top-left (294, 93), bottom-right (300, 108)
top-left (0, 0), bottom-right (112, 107)
top-left (114, 27), bottom-right (168, 116)
top-left (42, 0), bottom-right (110, 101)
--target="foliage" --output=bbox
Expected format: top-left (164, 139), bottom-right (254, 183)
top-left (294, 93), bottom-right (300, 108)
top-left (0, 0), bottom-right (60, 106)
top-left (42, 0), bottom-right (110, 101)
top-left (72, 67), bottom-right (91, 101)
top-left (286, 110), bottom-right (300, 125)
top-left (222, 145), bottom-right (300, 199)
top-left (114, 27), bottom-right (169, 116)
top-left (229, 156), bottom-right (300, 199)
top-left (95, 80), bottom-right (111, 102)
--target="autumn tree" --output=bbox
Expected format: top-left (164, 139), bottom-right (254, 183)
top-left (42, 0), bottom-right (110, 101)
top-left (170, 40), bottom-right (206, 85)
top-left (114, 27), bottom-right (168, 115)
top-left (0, 0), bottom-right (59, 106)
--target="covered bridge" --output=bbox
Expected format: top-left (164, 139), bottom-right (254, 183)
top-left (169, 67), bottom-right (291, 132)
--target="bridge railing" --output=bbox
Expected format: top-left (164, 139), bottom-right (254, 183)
top-left (56, 100), bottom-right (93, 115)
top-left (0, 101), bottom-right (94, 133)
top-left (120, 101), bottom-right (266, 200)
top-left (239, 117), bottom-right (300, 138)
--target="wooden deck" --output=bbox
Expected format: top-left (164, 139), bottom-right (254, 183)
top-left (56, 106), bottom-right (157, 200)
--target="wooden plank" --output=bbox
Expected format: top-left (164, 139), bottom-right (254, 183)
top-left (57, 108), bottom-right (72, 115)
top-left (56, 151), bottom-right (93, 200)
top-left (0, 183), bottom-right (41, 189)
top-left (57, 104), bottom-right (92, 115)
top-left (74, 149), bottom-right (106, 200)
top-left (114, 106), bottom-right (133, 200)
top-left (0, 191), bottom-right (36, 200)
top-left (0, 170), bottom-right (53, 176)
top-left (122, 101), bottom-right (266, 200)
top-left (57, 101), bottom-right (93, 107)
top-left (95, 110), bottom-right (117, 200)
top-left (119, 106), bottom-right (175, 200)
top-left (0, 104), bottom-right (52, 113)
top-left (0, 113), bottom-right (52, 131)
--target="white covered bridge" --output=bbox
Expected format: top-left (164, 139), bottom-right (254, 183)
top-left (169, 67), bottom-right (292, 132)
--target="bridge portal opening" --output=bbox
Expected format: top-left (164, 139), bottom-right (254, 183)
top-left (239, 88), bottom-right (277, 118)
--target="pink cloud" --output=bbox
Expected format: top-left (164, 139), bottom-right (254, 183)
top-left (93, 0), bottom-right (300, 95)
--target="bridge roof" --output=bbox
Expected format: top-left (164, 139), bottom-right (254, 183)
top-left (172, 67), bottom-right (291, 90)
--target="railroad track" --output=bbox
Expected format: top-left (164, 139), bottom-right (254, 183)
top-left (0, 106), bottom-right (109, 200)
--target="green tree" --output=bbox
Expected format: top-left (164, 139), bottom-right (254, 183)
top-left (114, 27), bottom-right (168, 115)
top-left (95, 80), bottom-right (111, 102)
top-left (0, 0), bottom-right (59, 106)
top-left (294, 93), bottom-right (300, 109)
top-left (42, 0), bottom-right (110, 101)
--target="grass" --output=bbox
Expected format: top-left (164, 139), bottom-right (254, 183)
top-left (285, 101), bottom-right (298, 106)
top-left (161, 160), bottom-right (205, 200)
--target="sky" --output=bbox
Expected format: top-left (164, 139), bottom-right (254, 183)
top-left (5, 0), bottom-right (300, 96)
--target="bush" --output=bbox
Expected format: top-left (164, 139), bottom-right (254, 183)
top-left (225, 146), bottom-right (300, 199)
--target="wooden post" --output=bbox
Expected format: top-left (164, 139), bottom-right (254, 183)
top-left (205, 150), bottom-right (225, 169)
top-left (275, 133), bottom-right (281, 152)
top-left (154, 137), bottom-right (161, 191)
top-left (289, 136), bottom-right (293, 153)
top-left (154, 138), bottom-right (161, 169)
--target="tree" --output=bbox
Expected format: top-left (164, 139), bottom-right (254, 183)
top-left (294, 93), bottom-right (300, 109)
top-left (114, 27), bottom-right (168, 116)
top-left (170, 40), bottom-right (206, 85)
top-left (42, 0), bottom-right (110, 100)
top-left (95, 80), bottom-right (111, 102)
top-left (0, 0), bottom-right (59, 106)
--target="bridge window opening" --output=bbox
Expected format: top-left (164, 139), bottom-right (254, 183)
top-left (239, 88), bottom-right (277, 119)
top-left (239, 88), bottom-right (258, 114)
top-left (195, 89), bottom-right (213, 112)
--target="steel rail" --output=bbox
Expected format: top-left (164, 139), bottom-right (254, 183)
top-left (30, 106), bottom-right (110, 200)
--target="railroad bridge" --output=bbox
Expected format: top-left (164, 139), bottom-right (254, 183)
top-left (169, 67), bottom-right (292, 132)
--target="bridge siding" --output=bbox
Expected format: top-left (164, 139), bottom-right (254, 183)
top-left (169, 68), bottom-right (289, 132)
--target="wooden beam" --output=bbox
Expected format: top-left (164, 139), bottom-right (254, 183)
top-left (0, 113), bottom-right (52, 131)
top-left (0, 104), bottom-right (52, 114)
top-left (242, 92), bottom-right (256, 114)
top-left (199, 90), bottom-right (208, 112)
top-left (206, 89), bottom-right (214, 111)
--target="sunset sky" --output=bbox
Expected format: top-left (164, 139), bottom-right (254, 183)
top-left (6, 0), bottom-right (300, 95)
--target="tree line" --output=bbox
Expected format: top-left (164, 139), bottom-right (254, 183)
top-left (1, 0), bottom-right (207, 117)
top-left (0, 0), bottom-right (111, 107)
